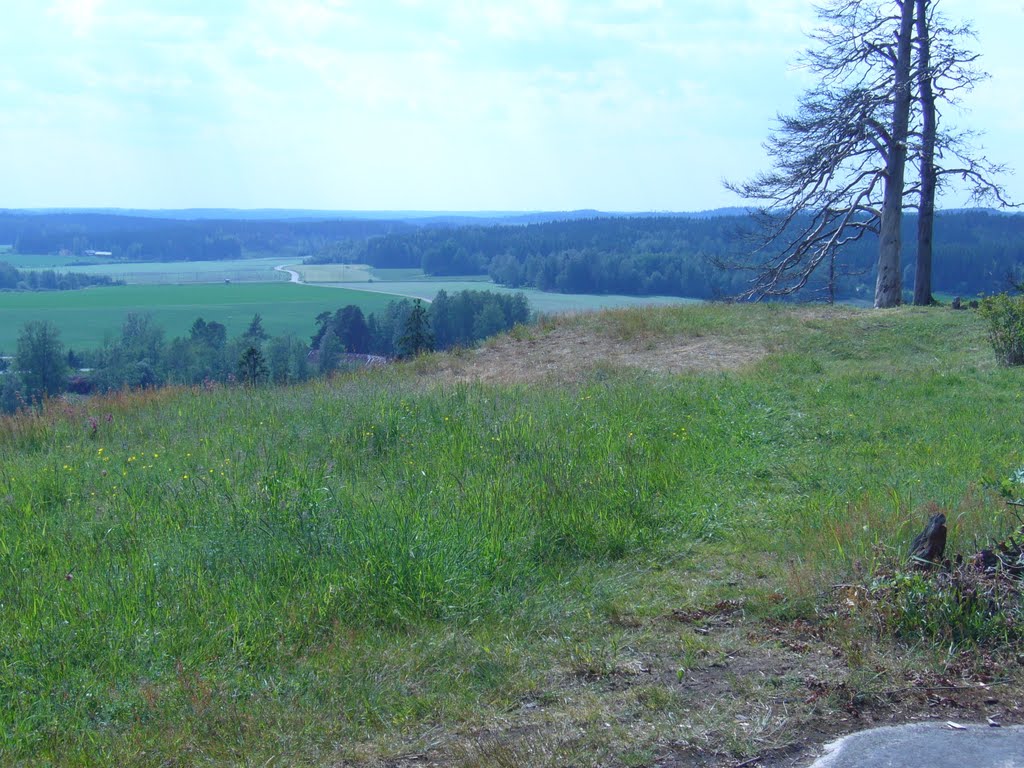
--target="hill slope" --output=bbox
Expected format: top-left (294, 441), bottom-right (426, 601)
top-left (1, 303), bottom-right (1022, 766)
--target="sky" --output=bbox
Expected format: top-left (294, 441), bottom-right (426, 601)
top-left (0, 0), bottom-right (1021, 212)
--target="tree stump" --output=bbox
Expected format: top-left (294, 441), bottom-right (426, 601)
top-left (909, 513), bottom-right (947, 567)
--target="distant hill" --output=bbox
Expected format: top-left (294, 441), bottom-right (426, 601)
top-left (6, 207), bottom-right (753, 225)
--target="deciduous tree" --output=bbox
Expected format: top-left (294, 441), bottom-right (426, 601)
top-left (15, 321), bottom-right (67, 402)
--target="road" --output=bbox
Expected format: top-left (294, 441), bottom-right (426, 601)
top-left (274, 264), bottom-right (302, 283)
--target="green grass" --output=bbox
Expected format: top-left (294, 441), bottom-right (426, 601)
top-left (0, 283), bottom-right (404, 350)
top-left (1, 304), bottom-right (1021, 765)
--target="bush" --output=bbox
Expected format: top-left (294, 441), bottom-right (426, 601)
top-left (979, 293), bottom-right (1024, 366)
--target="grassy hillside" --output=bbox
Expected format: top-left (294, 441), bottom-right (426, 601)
top-left (1, 304), bottom-right (1022, 766)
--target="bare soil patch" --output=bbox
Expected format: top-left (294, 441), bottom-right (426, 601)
top-left (371, 597), bottom-right (1024, 768)
top-left (422, 326), bottom-right (767, 386)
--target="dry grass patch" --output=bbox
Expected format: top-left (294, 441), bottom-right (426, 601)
top-left (421, 325), bottom-right (767, 386)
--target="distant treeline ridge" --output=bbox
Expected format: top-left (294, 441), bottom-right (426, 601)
top-left (3, 210), bottom-right (1021, 300)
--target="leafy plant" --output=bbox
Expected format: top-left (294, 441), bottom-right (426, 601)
top-left (870, 568), bottom-right (1019, 647)
top-left (978, 293), bottom-right (1024, 365)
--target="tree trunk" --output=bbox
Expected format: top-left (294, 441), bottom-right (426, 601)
top-left (874, 0), bottom-right (916, 309)
top-left (913, 0), bottom-right (937, 306)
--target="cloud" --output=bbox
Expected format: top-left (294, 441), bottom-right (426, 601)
top-left (47, 0), bottom-right (105, 37)
top-left (3, 0), bottom-right (1020, 209)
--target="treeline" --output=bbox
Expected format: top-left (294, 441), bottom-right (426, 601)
top-left (0, 290), bottom-right (530, 412)
top-left (0, 261), bottom-right (122, 291)
top-left (310, 289), bottom-right (530, 359)
top-left (6, 209), bottom-right (1018, 299)
top-left (316, 211), bottom-right (1024, 300)
top-left (0, 212), bottom-right (413, 262)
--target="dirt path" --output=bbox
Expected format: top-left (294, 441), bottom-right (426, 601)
top-left (274, 264), bottom-right (302, 283)
top-left (274, 264), bottom-right (433, 303)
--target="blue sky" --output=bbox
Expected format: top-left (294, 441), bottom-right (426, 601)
top-left (1, 1), bottom-right (1020, 211)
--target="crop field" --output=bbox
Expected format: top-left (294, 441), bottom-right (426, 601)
top-left (283, 262), bottom-right (376, 282)
top-left (0, 252), bottom-right (110, 269)
top-left (0, 282), bottom-right (402, 350)
top-left (329, 278), bottom-right (700, 313)
top-left (3, 305), bottom-right (1023, 765)
top-left (17, 256), bottom-right (291, 284)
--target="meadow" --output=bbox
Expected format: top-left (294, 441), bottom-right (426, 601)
top-left (0, 283), bottom-right (402, 350)
top-left (1, 303), bottom-right (1022, 766)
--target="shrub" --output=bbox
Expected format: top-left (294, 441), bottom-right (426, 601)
top-left (979, 293), bottom-right (1024, 366)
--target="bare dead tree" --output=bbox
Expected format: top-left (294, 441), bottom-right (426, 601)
top-left (723, 0), bottom-right (912, 305)
top-left (913, 0), bottom-right (938, 305)
top-left (910, 2), bottom-right (1018, 304)
top-left (725, 0), bottom-right (1015, 306)
top-left (721, 85), bottom-right (886, 301)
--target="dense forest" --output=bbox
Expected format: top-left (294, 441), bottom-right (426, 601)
top-left (1, 289), bottom-right (530, 412)
top-left (315, 210), bottom-right (1024, 300)
top-left (3, 209), bottom-right (1020, 300)
top-left (0, 261), bottom-right (121, 291)
top-left (0, 212), bottom-right (413, 262)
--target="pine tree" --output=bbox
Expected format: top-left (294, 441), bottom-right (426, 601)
top-left (397, 300), bottom-right (434, 358)
top-left (237, 345), bottom-right (268, 386)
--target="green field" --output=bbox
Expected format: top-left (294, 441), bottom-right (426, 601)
top-left (0, 283), bottom-right (403, 350)
top-left (0, 270), bottom-right (698, 351)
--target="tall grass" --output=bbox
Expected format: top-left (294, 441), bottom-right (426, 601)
top-left (0, 304), bottom-right (1020, 764)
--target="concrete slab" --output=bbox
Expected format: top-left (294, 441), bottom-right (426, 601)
top-left (808, 722), bottom-right (1024, 767)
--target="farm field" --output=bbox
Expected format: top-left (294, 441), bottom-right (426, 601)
top-left (15, 256), bottom-right (291, 284)
top-left (2, 304), bottom-right (1023, 765)
top-left (327, 278), bottom-right (700, 313)
top-left (0, 282), bottom-right (402, 350)
top-left (0, 251), bottom-right (110, 269)
top-left (7, 253), bottom-right (702, 317)
top-left (282, 262), bottom-right (376, 282)
top-left (285, 264), bottom-right (491, 284)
